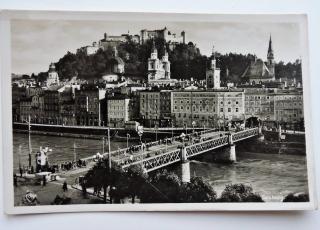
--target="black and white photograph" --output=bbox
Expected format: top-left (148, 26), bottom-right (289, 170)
top-left (0, 10), bottom-right (316, 214)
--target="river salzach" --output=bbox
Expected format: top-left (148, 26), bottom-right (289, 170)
top-left (13, 133), bottom-right (309, 202)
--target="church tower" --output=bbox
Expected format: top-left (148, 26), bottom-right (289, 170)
top-left (46, 63), bottom-right (59, 87)
top-left (206, 45), bottom-right (220, 89)
top-left (147, 40), bottom-right (161, 81)
top-left (267, 35), bottom-right (275, 78)
top-left (161, 46), bottom-right (171, 79)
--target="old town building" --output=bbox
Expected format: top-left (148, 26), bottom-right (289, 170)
top-left (106, 94), bottom-right (131, 128)
top-left (139, 90), bottom-right (172, 127)
top-left (74, 85), bottom-right (106, 126)
top-left (171, 89), bottom-right (245, 128)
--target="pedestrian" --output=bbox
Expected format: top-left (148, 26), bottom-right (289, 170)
top-left (62, 181), bottom-right (68, 192)
top-left (42, 175), bottom-right (46, 186)
top-left (81, 183), bottom-right (87, 198)
top-left (19, 167), bottom-right (23, 177)
top-left (14, 175), bottom-right (18, 187)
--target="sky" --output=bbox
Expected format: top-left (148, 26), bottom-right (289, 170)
top-left (11, 19), bottom-right (302, 75)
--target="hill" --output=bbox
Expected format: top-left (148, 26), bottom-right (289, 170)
top-left (32, 38), bottom-right (302, 84)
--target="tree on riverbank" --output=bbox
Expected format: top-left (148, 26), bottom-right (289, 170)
top-left (140, 170), bottom-right (181, 203)
top-left (283, 193), bottom-right (309, 202)
top-left (180, 177), bottom-right (217, 202)
top-left (126, 164), bottom-right (148, 203)
top-left (84, 158), bottom-right (123, 203)
top-left (85, 162), bottom-right (264, 203)
top-left (217, 184), bottom-right (264, 202)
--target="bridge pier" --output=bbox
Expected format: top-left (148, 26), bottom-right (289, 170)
top-left (179, 147), bottom-right (190, 183)
top-left (221, 144), bottom-right (236, 163)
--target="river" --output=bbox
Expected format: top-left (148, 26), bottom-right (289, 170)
top-left (13, 133), bottom-right (309, 202)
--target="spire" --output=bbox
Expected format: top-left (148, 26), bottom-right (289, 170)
top-left (267, 34), bottom-right (274, 61)
top-left (212, 45), bottom-right (215, 59)
top-left (210, 45), bottom-right (216, 70)
top-left (268, 34), bottom-right (273, 53)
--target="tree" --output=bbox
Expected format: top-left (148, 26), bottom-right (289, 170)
top-left (126, 164), bottom-right (148, 203)
top-left (84, 158), bottom-right (121, 203)
top-left (283, 193), bottom-right (309, 202)
top-left (180, 177), bottom-right (217, 202)
top-left (140, 170), bottom-right (182, 203)
top-left (218, 184), bottom-right (264, 202)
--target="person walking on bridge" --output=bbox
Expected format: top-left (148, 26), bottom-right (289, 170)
top-left (62, 181), bottom-right (68, 192)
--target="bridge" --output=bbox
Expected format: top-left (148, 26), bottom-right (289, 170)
top-left (82, 127), bottom-right (261, 182)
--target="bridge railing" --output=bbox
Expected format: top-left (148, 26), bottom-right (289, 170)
top-left (121, 149), bottom-right (181, 172)
top-left (185, 135), bottom-right (229, 157)
top-left (232, 127), bottom-right (259, 142)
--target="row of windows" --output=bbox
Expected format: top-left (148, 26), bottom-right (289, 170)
top-left (173, 100), bottom-right (240, 105)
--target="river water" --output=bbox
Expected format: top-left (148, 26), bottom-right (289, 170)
top-left (13, 133), bottom-right (309, 202)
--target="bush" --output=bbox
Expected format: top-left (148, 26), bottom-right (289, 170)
top-left (218, 184), bottom-right (264, 202)
top-left (180, 177), bottom-right (217, 202)
top-left (283, 193), bottom-right (309, 202)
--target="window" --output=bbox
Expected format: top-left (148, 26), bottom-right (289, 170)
top-left (236, 101), bottom-right (239, 104)
top-left (220, 108), bottom-right (223, 112)
top-left (228, 108), bottom-right (231, 112)
top-left (236, 108), bottom-right (239, 112)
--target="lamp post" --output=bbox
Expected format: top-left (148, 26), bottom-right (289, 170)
top-left (126, 133), bottom-right (130, 149)
top-left (165, 138), bottom-right (168, 151)
top-left (27, 115), bottom-right (32, 168)
top-left (107, 127), bottom-right (111, 173)
top-left (192, 121), bottom-right (196, 134)
top-left (171, 120), bottom-right (174, 139)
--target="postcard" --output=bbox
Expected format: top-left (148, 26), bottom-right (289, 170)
top-left (0, 10), bottom-right (317, 214)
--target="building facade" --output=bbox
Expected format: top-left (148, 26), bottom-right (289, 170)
top-left (106, 94), bottom-right (131, 128)
top-left (171, 90), bottom-right (245, 128)
top-left (74, 85), bottom-right (106, 126)
top-left (140, 27), bottom-right (185, 45)
top-left (99, 32), bottom-right (140, 50)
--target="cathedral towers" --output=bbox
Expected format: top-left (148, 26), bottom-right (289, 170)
top-left (147, 41), bottom-right (171, 81)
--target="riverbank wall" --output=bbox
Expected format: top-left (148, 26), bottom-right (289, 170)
top-left (13, 123), bottom-right (183, 141)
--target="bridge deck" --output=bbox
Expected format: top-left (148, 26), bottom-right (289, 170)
top-left (119, 128), bottom-right (259, 172)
